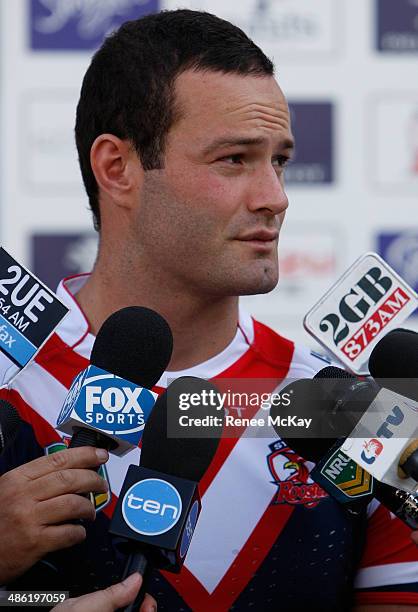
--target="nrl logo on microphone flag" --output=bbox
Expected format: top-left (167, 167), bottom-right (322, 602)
top-left (304, 252), bottom-right (418, 374)
top-left (311, 446), bottom-right (374, 504)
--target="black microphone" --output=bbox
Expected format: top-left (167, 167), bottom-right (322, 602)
top-left (270, 367), bottom-right (418, 528)
top-left (369, 328), bottom-right (418, 480)
top-left (369, 327), bottom-right (418, 401)
top-left (57, 306), bottom-right (173, 455)
top-left (0, 400), bottom-right (21, 456)
top-left (109, 375), bottom-right (224, 612)
top-left (271, 367), bottom-right (380, 459)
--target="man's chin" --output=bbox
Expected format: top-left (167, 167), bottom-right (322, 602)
top-left (235, 271), bottom-right (279, 296)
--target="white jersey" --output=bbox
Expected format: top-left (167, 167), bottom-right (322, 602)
top-left (0, 274), bottom-right (417, 611)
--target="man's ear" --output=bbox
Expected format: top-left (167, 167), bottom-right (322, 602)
top-left (90, 134), bottom-right (143, 211)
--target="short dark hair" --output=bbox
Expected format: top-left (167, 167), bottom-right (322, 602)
top-left (75, 9), bottom-right (274, 230)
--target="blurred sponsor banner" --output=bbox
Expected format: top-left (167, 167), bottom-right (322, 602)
top-left (32, 233), bottom-right (98, 291)
top-left (286, 102), bottom-right (334, 184)
top-left (29, 0), bottom-right (159, 50)
top-left (370, 96), bottom-right (418, 191)
top-left (164, 0), bottom-right (339, 58)
top-left (242, 225), bottom-right (340, 334)
top-left (376, 0), bottom-right (418, 53)
top-left (377, 231), bottom-right (418, 304)
top-left (20, 91), bottom-right (82, 193)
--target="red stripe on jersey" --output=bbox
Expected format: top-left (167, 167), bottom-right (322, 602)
top-left (144, 321), bottom-right (294, 498)
top-left (158, 322), bottom-right (296, 609)
top-left (359, 504), bottom-right (418, 567)
top-left (199, 321), bottom-right (294, 496)
top-left (162, 493), bottom-right (295, 611)
top-left (35, 333), bottom-right (89, 389)
top-left (103, 493), bottom-right (118, 520)
top-left (355, 591), bottom-right (418, 606)
top-left (0, 388), bottom-right (61, 450)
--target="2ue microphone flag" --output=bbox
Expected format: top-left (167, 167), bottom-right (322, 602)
top-left (0, 247), bottom-right (69, 384)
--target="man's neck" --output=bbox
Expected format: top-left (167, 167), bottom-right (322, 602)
top-left (75, 266), bottom-right (239, 372)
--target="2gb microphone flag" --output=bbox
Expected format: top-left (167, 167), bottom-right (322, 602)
top-left (0, 247), bottom-right (68, 384)
top-left (304, 252), bottom-right (418, 375)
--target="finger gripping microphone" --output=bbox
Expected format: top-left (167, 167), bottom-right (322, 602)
top-left (56, 306), bottom-right (173, 455)
top-left (109, 376), bottom-right (224, 611)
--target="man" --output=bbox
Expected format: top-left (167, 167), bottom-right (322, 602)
top-left (1, 9), bottom-right (417, 611)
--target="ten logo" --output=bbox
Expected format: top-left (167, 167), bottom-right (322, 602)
top-left (122, 479), bottom-right (182, 536)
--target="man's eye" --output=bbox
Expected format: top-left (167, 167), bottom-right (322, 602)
top-left (272, 155), bottom-right (291, 168)
top-left (220, 154), bottom-right (243, 164)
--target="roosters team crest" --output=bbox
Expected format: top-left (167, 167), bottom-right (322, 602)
top-left (267, 440), bottom-right (328, 509)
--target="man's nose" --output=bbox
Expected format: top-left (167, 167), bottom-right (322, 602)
top-left (246, 165), bottom-right (289, 216)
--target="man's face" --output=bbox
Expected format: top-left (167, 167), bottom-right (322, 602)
top-left (133, 69), bottom-right (293, 297)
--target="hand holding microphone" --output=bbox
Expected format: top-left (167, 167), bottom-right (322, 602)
top-left (0, 446), bottom-right (108, 584)
top-left (52, 572), bottom-right (157, 612)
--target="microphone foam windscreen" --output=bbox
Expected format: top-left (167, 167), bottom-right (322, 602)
top-left (369, 328), bottom-right (417, 378)
top-left (369, 328), bottom-right (418, 401)
top-left (276, 366), bottom-right (376, 463)
top-left (314, 366), bottom-right (354, 380)
top-left (271, 378), bottom-right (334, 463)
top-left (0, 400), bottom-right (21, 454)
top-left (140, 376), bottom-right (224, 482)
top-left (90, 306), bottom-right (173, 389)
top-left (314, 364), bottom-right (379, 436)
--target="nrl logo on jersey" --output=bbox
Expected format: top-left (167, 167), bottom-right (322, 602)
top-left (44, 438), bottom-right (111, 512)
top-left (267, 440), bottom-right (328, 509)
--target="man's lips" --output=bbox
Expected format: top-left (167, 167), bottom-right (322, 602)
top-left (236, 229), bottom-right (279, 242)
